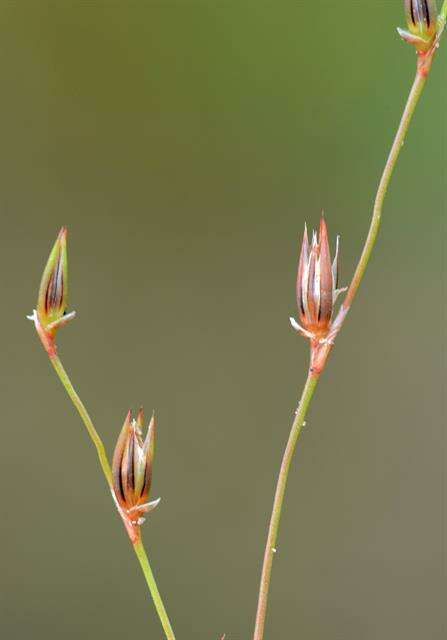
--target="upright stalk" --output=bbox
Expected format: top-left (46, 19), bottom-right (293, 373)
top-left (253, 371), bottom-right (319, 640)
top-left (341, 71), bottom-right (426, 312)
top-left (49, 353), bottom-right (112, 485)
top-left (45, 348), bottom-right (176, 640)
top-left (253, 41), bottom-right (443, 640)
top-left (134, 539), bottom-right (177, 640)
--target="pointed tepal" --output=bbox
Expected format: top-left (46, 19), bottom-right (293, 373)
top-left (317, 217), bottom-right (334, 329)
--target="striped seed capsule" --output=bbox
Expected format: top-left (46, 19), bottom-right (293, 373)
top-left (28, 227), bottom-right (76, 354)
top-left (112, 409), bottom-right (160, 543)
top-left (290, 217), bottom-right (344, 342)
top-left (398, 0), bottom-right (438, 53)
top-left (37, 227), bottom-right (69, 331)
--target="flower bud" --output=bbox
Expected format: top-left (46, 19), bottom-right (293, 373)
top-left (290, 218), bottom-right (344, 342)
top-left (398, 0), bottom-right (438, 53)
top-left (112, 409), bottom-right (160, 543)
top-left (28, 228), bottom-right (76, 353)
top-left (37, 227), bottom-right (68, 327)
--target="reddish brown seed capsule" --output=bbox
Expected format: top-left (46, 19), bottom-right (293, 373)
top-left (291, 218), bottom-right (343, 342)
top-left (112, 409), bottom-right (160, 543)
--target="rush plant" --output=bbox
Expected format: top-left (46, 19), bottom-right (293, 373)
top-left (28, 228), bottom-right (175, 640)
top-left (28, 3), bottom-right (446, 639)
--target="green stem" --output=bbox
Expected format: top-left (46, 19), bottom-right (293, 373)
top-left (440, 1), bottom-right (447, 28)
top-left (46, 350), bottom-right (176, 640)
top-left (134, 539), bottom-right (176, 640)
top-left (253, 37), bottom-right (442, 640)
top-left (253, 371), bottom-right (319, 640)
top-left (49, 353), bottom-right (112, 485)
top-left (341, 69), bottom-right (427, 312)
top-left (341, 0), bottom-right (447, 314)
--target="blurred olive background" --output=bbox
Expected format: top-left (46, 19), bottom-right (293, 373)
top-left (0, 1), bottom-right (445, 639)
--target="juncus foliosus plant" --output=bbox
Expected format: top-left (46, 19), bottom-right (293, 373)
top-left (28, 3), bottom-right (446, 639)
top-left (28, 229), bottom-right (175, 640)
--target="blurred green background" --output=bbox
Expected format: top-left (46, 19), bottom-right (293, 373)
top-left (0, 1), bottom-right (445, 638)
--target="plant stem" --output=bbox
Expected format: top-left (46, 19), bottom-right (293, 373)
top-left (49, 353), bottom-right (112, 485)
top-left (341, 69), bottom-right (426, 313)
top-left (253, 371), bottom-right (319, 640)
top-left (46, 350), bottom-right (176, 639)
top-left (253, 49), bottom-right (441, 640)
top-left (440, 1), bottom-right (447, 29)
top-left (134, 539), bottom-right (176, 640)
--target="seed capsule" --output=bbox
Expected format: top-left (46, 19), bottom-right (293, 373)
top-left (37, 227), bottom-right (68, 330)
top-left (28, 228), bottom-right (76, 354)
top-left (405, 0), bottom-right (437, 36)
top-left (291, 217), bottom-right (344, 342)
top-left (398, 0), bottom-right (438, 54)
top-left (112, 409), bottom-right (160, 543)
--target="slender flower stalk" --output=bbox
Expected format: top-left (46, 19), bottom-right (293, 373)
top-left (253, 9), bottom-right (446, 640)
top-left (253, 372), bottom-right (319, 640)
top-left (49, 351), bottom-right (112, 485)
top-left (440, 0), bottom-right (447, 28)
top-left (29, 229), bottom-right (176, 640)
top-left (133, 538), bottom-right (176, 639)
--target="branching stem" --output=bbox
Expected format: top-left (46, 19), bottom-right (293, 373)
top-left (39, 346), bottom-right (176, 640)
top-left (49, 353), bottom-right (112, 485)
top-left (252, 28), bottom-right (445, 640)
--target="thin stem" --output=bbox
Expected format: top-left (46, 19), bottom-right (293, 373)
top-left (49, 353), bottom-right (112, 485)
top-left (341, 69), bottom-right (427, 312)
top-left (340, 3), bottom-right (447, 317)
top-left (45, 349), bottom-right (176, 640)
top-left (253, 35), bottom-right (443, 640)
top-left (253, 371), bottom-right (319, 640)
top-left (134, 539), bottom-right (176, 640)
top-left (440, 1), bottom-right (447, 28)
